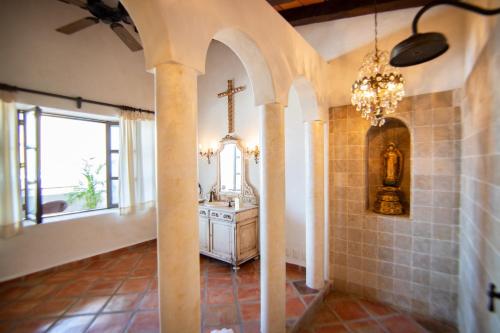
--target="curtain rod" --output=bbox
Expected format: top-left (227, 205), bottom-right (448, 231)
top-left (0, 82), bottom-right (154, 114)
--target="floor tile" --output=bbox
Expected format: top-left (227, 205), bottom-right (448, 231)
top-left (204, 304), bottom-right (239, 326)
top-left (103, 293), bottom-right (141, 312)
top-left (286, 282), bottom-right (298, 297)
top-left (303, 295), bottom-right (317, 305)
top-left (54, 281), bottom-right (93, 298)
top-left (358, 299), bottom-right (397, 317)
top-left (127, 310), bottom-right (160, 333)
top-left (381, 315), bottom-right (428, 333)
top-left (0, 286), bottom-right (30, 301)
top-left (314, 323), bottom-right (350, 333)
top-left (307, 304), bottom-right (339, 326)
top-left (207, 275), bottom-right (233, 288)
top-left (328, 299), bottom-right (370, 321)
top-left (0, 300), bottom-right (40, 320)
top-left (286, 297), bottom-right (306, 318)
top-left (237, 285), bottom-right (260, 302)
top-left (86, 280), bottom-right (121, 296)
top-left (207, 288), bottom-right (235, 304)
top-left (235, 272), bottom-right (259, 285)
top-left (240, 302), bottom-right (260, 321)
top-left (20, 284), bottom-right (60, 300)
top-left (241, 320), bottom-right (260, 333)
top-left (116, 278), bottom-right (150, 294)
top-left (47, 315), bottom-right (95, 333)
top-left (9, 318), bottom-right (56, 333)
top-left (139, 292), bottom-right (159, 309)
top-left (66, 296), bottom-right (109, 315)
top-left (32, 298), bottom-right (75, 317)
top-left (346, 319), bottom-right (386, 333)
top-left (86, 312), bottom-right (132, 333)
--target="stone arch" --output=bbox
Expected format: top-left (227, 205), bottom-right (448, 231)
top-left (212, 28), bottom-right (276, 106)
top-left (288, 77), bottom-right (325, 122)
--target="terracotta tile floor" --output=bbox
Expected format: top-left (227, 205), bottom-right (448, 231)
top-left (0, 241), bottom-right (316, 333)
top-left (0, 241), bottom-right (454, 333)
top-left (298, 290), bottom-right (457, 333)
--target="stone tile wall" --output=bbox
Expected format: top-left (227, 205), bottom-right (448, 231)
top-left (457, 22), bottom-right (500, 333)
top-left (329, 90), bottom-right (461, 324)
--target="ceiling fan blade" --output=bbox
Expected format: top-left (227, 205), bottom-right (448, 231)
top-left (110, 23), bottom-right (143, 52)
top-left (56, 17), bottom-right (99, 34)
top-left (57, 0), bottom-right (87, 9)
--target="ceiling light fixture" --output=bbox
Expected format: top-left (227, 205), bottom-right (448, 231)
top-left (390, 0), bottom-right (500, 67)
top-left (351, 1), bottom-right (405, 127)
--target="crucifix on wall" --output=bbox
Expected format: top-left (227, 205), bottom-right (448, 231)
top-left (217, 79), bottom-right (246, 134)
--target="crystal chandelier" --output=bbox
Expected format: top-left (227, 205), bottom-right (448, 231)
top-left (351, 3), bottom-right (405, 127)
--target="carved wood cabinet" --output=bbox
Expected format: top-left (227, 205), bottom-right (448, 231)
top-left (198, 204), bottom-right (259, 269)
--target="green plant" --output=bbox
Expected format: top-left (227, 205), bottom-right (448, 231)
top-left (68, 158), bottom-right (105, 209)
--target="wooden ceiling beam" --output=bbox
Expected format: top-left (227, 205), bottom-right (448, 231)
top-left (277, 0), bottom-right (432, 26)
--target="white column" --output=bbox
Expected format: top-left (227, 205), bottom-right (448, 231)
top-left (305, 120), bottom-right (325, 289)
top-left (260, 102), bottom-right (286, 333)
top-left (155, 63), bottom-right (200, 333)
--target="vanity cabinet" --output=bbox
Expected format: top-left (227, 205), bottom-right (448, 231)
top-left (198, 204), bottom-right (259, 269)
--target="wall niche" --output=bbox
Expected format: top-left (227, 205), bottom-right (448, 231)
top-left (366, 118), bottom-right (411, 216)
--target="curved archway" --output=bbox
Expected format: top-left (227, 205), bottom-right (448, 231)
top-left (289, 77), bottom-right (320, 121)
top-left (213, 28), bottom-right (276, 106)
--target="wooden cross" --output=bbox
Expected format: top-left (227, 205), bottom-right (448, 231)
top-left (217, 79), bottom-right (246, 134)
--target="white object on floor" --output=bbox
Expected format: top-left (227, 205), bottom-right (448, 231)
top-left (210, 329), bottom-right (234, 333)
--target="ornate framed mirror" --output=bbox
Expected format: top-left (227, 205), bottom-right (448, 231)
top-left (210, 135), bottom-right (257, 204)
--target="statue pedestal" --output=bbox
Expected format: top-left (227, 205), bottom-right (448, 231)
top-left (373, 186), bottom-right (403, 215)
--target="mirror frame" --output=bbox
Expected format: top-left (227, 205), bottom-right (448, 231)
top-left (210, 135), bottom-right (257, 204)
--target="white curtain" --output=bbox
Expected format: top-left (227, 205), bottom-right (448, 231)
top-left (119, 111), bottom-right (156, 215)
top-left (0, 95), bottom-right (22, 238)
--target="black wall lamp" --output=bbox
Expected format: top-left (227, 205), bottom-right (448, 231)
top-left (390, 0), bottom-right (500, 67)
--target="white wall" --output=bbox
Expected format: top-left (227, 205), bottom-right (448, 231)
top-left (198, 41), bottom-right (308, 266)
top-left (0, 0), bottom-right (154, 114)
top-left (285, 88), bottom-right (306, 266)
top-left (297, 6), bottom-right (467, 106)
top-left (0, 0), bottom-right (156, 281)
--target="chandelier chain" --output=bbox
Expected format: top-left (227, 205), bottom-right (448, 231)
top-left (350, 0), bottom-right (405, 128)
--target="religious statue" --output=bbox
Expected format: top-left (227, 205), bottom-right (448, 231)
top-left (382, 142), bottom-right (403, 186)
top-left (374, 142), bottom-right (404, 215)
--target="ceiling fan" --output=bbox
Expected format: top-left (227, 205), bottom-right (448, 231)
top-left (56, 0), bottom-right (142, 52)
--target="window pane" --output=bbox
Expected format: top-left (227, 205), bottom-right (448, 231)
top-left (112, 179), bottom-right (119, 205)
top-left (40, 116), bottom-right (107, 215)
top-left (25, 111), bottom-right (37, 148)
top-left (19, 124), bottom-right (25, 164)
top-left (111, 125), bottom-right (120, 151)
top-left (26, 148), bottom-right (37, 182)
top-left (26, 185), bottom-right (37, 219)
top-left (111, 152), bottom-right (119, 178)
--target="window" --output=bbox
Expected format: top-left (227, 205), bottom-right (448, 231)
top-left (18, 107), bottom-right (119, 223)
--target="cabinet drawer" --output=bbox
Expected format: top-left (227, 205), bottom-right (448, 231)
top-left (210, 210), bottom-right (234, 222)
top-left (199, 208), bottom-right (209, 217)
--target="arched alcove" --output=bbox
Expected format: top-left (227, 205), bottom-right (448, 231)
top-left (366, 118), bottom-right (411, 215)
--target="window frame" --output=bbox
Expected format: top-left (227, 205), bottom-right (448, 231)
top-left (106, 122), bottom-right (120, 208)
top-left (18, 108), bottom-right (120, 223)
